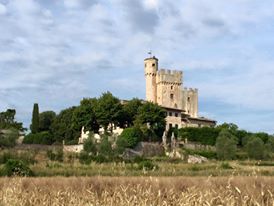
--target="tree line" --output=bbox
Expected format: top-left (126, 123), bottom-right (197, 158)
top-left (24, 92), bottom-right (166, 145)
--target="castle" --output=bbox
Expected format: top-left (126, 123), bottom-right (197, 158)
top-left (144, 56), bottom-right (216, 130)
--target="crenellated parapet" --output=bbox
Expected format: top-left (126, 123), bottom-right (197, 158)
top-left (183, 87), bottom-right (198, 93)
top-left (156, 69), bottom-right (183, 85)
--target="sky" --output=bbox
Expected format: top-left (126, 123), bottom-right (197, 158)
top-left (0, 0), bottom-right (274, 133)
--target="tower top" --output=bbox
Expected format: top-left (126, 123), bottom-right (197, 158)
top-left (144, 56), bottom-right (158, 61)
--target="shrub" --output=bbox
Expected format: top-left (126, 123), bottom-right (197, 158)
top-left (117, 127), bottom-right (143, 149)
top-left (246, 137), bottom-right (265, 160)
top-left (83, 137), bottom-right (97, 155)
top-left (23, 131), bottom-right (53, 145)
top-left (47, 149), bottom-right (63, 162)
top-left (79, 151), bottom-right (92, 165)
top-left (2, 159), bottom-right (33, 177)
top-left (138, 160), bottom-right (158, 170)
top-left (98, 136), bottom-right (113, 157)
top-left (0, 151), bottom-right (36, 165)
top-left (220, 162), bottom-right (233, 169)
top-left (0, 129), bottom-right (18, 148)
top-left (216, 130), bottom-right (237, 160)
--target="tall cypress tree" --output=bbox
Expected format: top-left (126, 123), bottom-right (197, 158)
top-left (31, 103), bottom-right (39, 134)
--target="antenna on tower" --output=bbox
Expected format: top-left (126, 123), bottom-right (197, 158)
top-left (148, 50), bottom-right (152, 58)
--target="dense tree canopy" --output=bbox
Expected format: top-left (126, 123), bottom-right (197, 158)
top-left (95, 92), bottom-right (123, 131)
top-left (39, 111), bottom-right (56, 132)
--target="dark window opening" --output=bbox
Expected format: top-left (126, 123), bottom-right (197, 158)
top-left (152, 63), bottom-right (155, 67)
top-left (169, 112), bottom-right (172, 116)
top-left (169, 124), bottom-right (172, 129)
top-left (171, 86), bottom-right (173, 89)
top-left (175, 113), bottom-right (178, 117)
top-left (175, 124), bottom-right (178, 129)
top-left (187, 97), bottom-right (190, 102)
top-left (170, 94), bottom-right (174, 99)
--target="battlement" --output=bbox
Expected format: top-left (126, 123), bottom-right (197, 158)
top-left (156, 69), bottom-right (183, 85)
top-left (183, 87), bottom-right (198, 93)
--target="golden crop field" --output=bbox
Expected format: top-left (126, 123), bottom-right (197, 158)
top-left (0, 176), bottom-right (273, 206)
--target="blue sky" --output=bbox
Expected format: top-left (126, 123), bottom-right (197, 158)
top-left (0, 0), bottom-right (274, 133)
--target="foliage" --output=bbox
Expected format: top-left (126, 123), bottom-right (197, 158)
top-left (0, 109), bottom-right (24, 131)
top-left (2, 159), bottom-right (33, 177)
top-left (72, 98), bottom-right (99, 133)
top-left (0, 150), bottom-right (36, 165)
top-left (83, 136), bottom-right (97, 155)
top-left (31, 103), bottom-right (40, 134)
top-left (98, 136), bottom-right (113, 157)
top-left (179, 127), bottom-right (219, 146)
top-left (185, 149), bottom-right (217, 159)
top-left (216, 130), bottom-right (237, 160)
top-left (79, 151), bottom-right (92, 165)
top-left (117, 127), bottom-right (143, 149)
top-left (123, 98), bottom-right (143, 127)
top-left (51, 107), bottom-right (79, 144)
top-left (135, 102), bottom-right (166, 141)
top-left (266, 137), bottom-right (274, 153)
top-left (246, 137), bottom-right (265, 160)
top-left (46, 149), bottom-right (64, 162)
top-left (137, 160), bottom-right (158, 170)
top-left (23, 131), bottom-right (53, 145)
top-left (39, 111), bottom-right (56, 132)
top-left (220, 162), bottom-right (233, 169)
top-left (95, 92), bottom-right (123, 131)
top-left (0, 128), bottom-right (19, 148)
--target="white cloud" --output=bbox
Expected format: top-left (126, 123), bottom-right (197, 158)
top-left (0, 0), bottom-right (274, 132)
top-left (0, 3), bottom-right (7, 15)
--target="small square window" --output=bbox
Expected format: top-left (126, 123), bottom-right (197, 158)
top-left (169, 112), bottom-right (172, 116)
top-left (175, 113), bottom-right (178, 117)
top-left (152, 63), bottom-right (155, 67)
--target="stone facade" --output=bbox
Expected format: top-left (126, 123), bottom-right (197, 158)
top-left (144, 56), bottom-right (216, 129)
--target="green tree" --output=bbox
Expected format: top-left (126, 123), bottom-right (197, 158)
top-left (246, 137), bottom-right (265, 160)
top-left (266, 137), bottom-right (274, 153)
top-left (0, 109), bottom-right (23, 131)
top-left (72, 98), bottom-right (99, 133)
top-left (51, 107), bottom-right (78, 144)
top-left (134, 102), bottom-right (166, 141)
top-left (30, 103), bottom-right (39, 134)
top-left (123, 98), bottom-right (143, 127)
top-left (39, 111), bottom-right (56, 132)
top-left (95, 92), bottom-right (123, 132)
top-left (216, 129), bottom-right (237, 160)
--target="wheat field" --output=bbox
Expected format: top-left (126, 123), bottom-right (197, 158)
top-left (0, 176), bottom-right (273, 206)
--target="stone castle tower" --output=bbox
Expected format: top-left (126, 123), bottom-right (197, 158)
top-left (144, 56), bottom-right (215, 129)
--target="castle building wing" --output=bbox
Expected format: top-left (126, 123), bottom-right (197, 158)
top-left (144, 56), bottom-right (216, 130)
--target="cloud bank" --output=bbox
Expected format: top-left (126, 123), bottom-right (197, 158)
top-left (0, 0), bottom-right (274, 133)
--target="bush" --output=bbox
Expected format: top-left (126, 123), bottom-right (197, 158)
top-left (138, 160), bottom-right (158, 170)
top-left (179, 127), bottom-right (219, 146)
top-left (46, 149), bottom-right (63, 162)
top-left (83, 137), bottom-right (97, 155)
top-left (117, 127), bottom-right (143, 149)
top-left (216, 130), bottom-right (237, 160)
top-left (185, 149), bottom-right (217, 159)
top-left (98, 136), bottom-right (113, 157)
top-left (220, 162), bottom-right (233, 169)
top-left (0, 151), bottom-right (36, 165)
top-left (23, 132), bottom-right (53, 145)
top-left (79, 151), bottom-right (92, 164)
top-left (1, 159), bottom-right (33, 177)
top-left (0, 129), bottom-right (18, 148)
top-left (246, 137), bottom-right (265, 160)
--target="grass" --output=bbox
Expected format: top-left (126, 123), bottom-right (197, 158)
top-left (0, 176), bottom-right (273, 205)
